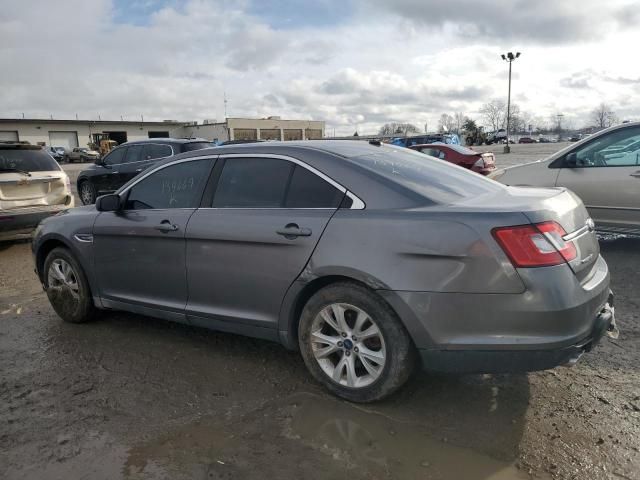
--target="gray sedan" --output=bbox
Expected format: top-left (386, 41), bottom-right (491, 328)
top-left (32, 141), bottom-right (615, 402)
top-left (492, 122), bottom-right (640, 237)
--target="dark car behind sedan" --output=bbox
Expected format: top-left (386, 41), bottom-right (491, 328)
top-left (76, 138), bottom-right (213, 204)
top-left (34, 141), bottom-right (615, 402)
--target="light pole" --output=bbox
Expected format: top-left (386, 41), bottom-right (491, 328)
top-left (556, 114), bottom-right (564, 141)
top-left (501, 51), bottom-right (520, 153)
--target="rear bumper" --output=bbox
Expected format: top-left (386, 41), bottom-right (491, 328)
top-left (0, 205), bottom-right (69, 241)
top-left (379, 255), bottom-right (613, 373)
top-left (417, 294), bottom-right (616, 373)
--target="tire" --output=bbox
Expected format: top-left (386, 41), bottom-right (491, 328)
top-left (298, 282), bottom-right (416, 403)
top-left (79, 180), bottom-right (97, 205)
top-left (43, 247), bottom-right (96, 323)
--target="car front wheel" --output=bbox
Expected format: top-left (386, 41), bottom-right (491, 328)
top-left (299, 282), bottom-right (416, 402)
top-left (79, 181), bottom-right (97, 205)
top-left (43, 247), bottom-right (95, 323)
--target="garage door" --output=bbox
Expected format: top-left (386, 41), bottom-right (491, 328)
top-left (49, 131), bottom-right (79, 149)
top-left (0, 131), bottom-right (19, 141)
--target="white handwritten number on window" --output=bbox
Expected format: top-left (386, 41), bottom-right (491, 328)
top-left (161, 176), bottom-right (196, 207)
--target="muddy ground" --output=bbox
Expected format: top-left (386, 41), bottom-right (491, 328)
top-left (1, 145), bottom-right (639, 479)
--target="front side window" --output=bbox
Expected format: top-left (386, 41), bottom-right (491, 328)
top-left (103, 147), bottom-right (126, 166)
top-left (569, 126), bottom-right (640, 167)
top-left (124, 159), bottom-right (211, 210)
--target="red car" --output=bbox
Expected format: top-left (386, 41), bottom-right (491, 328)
top-left (409, 144), bottom-right (496, 175)
top-left (518, 137), bottom-right (536, 144)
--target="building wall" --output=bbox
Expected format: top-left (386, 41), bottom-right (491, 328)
top-left (0, 121), bottom-right (185, 148)
top-left (182, 123), bottom-right (229, 142)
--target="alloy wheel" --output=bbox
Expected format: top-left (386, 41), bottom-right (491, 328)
top-left (47, 258), bottom-right (80, 305)
top-left (310, 303), bottom-right (386, 388)
top-left (80, 183), bottom-right (94, 204)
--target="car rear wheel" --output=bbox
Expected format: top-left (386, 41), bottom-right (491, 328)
top-left (299, 282), bottom-right (416, 402)
top-left (79, 181), bottom-right (97, 205)
top-left (44, 247), bottom-right (95, 323)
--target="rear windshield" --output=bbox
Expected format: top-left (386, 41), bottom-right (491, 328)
top-left (182, 142), bottom-right (214, 152)
top-left (0, 148), bottom-right (61, 172)
top-left (348, 146), bottom-right (502, 204)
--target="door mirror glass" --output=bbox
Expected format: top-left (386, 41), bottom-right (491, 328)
top-left (565, 152), bottom-right (578, 167)
top-left (96, 194), bottom-right (122, 212)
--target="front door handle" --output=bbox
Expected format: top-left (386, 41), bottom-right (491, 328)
top-left (135, 168), bottom-right (143, 173)
top-left (630, 171), bottom-right (640, 178)
top-left (155, 220), bottom-right (179, 233)
top-left (276, 223), bottom-right (312, 239)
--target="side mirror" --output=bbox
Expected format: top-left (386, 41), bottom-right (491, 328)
top-left (565, 152), bottom-right (578, 167)
top-left (95, 194), bottom-right (122, 212)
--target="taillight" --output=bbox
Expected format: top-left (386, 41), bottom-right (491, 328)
top-left (473, 158), bottom-right (486, 169)
top-left (492, 221), bottom-right (577, 268)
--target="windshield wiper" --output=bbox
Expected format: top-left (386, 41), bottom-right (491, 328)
top-left (0, 168), bottom-right (32, 177)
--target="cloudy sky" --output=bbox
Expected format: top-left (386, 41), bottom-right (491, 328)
top-left (1, 0), bottom-right (639, 134)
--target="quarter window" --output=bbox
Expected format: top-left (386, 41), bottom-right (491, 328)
top-left (285, 166), bottom-right (343, 208)
top-left (124, 159), bottom-right (211, 210)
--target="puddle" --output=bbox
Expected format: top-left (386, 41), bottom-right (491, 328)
top-left (284, 393), bottom-right (532, 479)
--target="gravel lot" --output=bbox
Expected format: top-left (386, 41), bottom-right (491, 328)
top-left (1, 144), bottom-right (638, 480)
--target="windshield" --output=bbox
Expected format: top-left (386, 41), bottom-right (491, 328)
top-left (0, 148), bottom-right (61, 172)
top-left (348, 145), bottom-right (502, 204)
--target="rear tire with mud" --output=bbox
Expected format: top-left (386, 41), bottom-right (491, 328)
top-left (298, 282), bottom-right (416, 403)
top-left (43, 247), bottom-right (96, 323)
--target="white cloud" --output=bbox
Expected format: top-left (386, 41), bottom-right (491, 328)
top-left (0, 0), bottom-right (639, 135)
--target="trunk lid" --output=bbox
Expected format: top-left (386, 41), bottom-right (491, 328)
top-left (456, 186), bottom-right (599, 280)
top-left (0, 171), bottom-right (69, 210)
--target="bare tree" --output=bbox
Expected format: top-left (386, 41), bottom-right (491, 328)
top-left (438, 113), bottom-right (456, 133)
top-left (454, 112), bottom-right (466, 134)
top-left (591, 103), bottom-right (618, 128)
top-left (480, 100), bottom-right (506, 132)
top-left (378, 122), bottom-right (420, 136)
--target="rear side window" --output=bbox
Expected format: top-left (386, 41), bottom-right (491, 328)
top-left (124, 145), bottom-right (144, 163)
top-left (213, 158), bottom-right (292, 207)
top-left (0, 148), bottom-right (60, 172)
top-left (144, 143), bottom-right (173, 160)
top-left (285, 166), bottom-right (343, 208)
top-left (124, 160), bottom-right (211, 210)
top-left (182, 142), bottom-right (214, 152)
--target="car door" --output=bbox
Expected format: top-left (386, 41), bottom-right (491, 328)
top-left (93, 147), bottom-right (127, 195)
top-left (93, 158), bottom-right (214, 315)
top-left (185, 155), bottom-right (346, 329)
top-left (555, 125), bottom-right (640, 230)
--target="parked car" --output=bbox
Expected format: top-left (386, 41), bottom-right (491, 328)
top-left (487, 129), bottom-right (507, 144)
top-left (391, 133), bottom-right (461, 147)
top-left (409, 143), bottom-right (496, 175)
top-left (491, 122), bottom-right (640, 237)
top-left (67, 147), bottom-right (100, 163)
top-left (0, 143), bottom-right (73, 241)
top-left (538, 137), bottom-right (551, 143)
top-left (76, 138), bottom-right (213, 205)
top-left (518, 137), bottom-right (535, 144)
top-left (34, 141), bottom-right (615, 402)
top-left (47, 146), bottom-right (65, 162)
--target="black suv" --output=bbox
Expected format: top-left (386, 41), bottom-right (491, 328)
top-left (77, 138), bottom-right (213, 204)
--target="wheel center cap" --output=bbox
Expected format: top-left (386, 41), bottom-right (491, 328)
top-left (343, 339), bottom-right (354, 350)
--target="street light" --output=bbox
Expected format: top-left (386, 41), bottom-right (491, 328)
top-left (501, 51), bottom-right (520, 153)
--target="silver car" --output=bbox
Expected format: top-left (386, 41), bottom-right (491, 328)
top-left (32, 141), bottom-right (615, 402)
top-left (492, 122), bottom-right (640, 237)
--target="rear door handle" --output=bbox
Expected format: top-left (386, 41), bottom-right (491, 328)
top-left (155, 220), bottom-right (179, 233)
top-left (276, 223), bottom-right (312, 239)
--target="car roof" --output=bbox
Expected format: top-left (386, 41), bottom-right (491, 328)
top-left (121, 137), bottom-right (210, 146)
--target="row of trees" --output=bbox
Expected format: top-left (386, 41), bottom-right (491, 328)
top-left (377, 102), bottom-right (620, 137)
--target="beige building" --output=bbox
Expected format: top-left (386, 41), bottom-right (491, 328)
top-left (0, 116), bottom-right (325, 149)
top-left (183, 117), bottom-right (325, 143)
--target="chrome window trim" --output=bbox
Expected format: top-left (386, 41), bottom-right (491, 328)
top-left (117, 153), bottom-right (366, 211)
top-left (73, 233), bottom-right (94, 243)
top-left (106, 143), bottom-right (175, 167)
